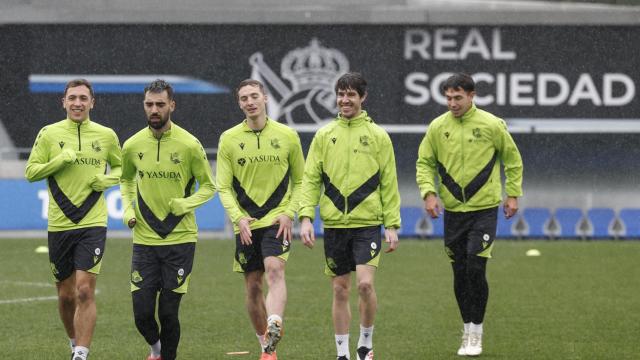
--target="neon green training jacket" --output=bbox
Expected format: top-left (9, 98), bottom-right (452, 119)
top-left (120, 123), bottom-right (216, 245)
top-left (216, 118), bottom-right (305, 233)
top-left (416, 104), bottom-right (523, 212)
top-left (298, 111), bottom-right (401, 229)
top-left (25, 118), bottom-right (122, 231)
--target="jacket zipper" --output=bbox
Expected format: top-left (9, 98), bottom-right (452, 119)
top-left (460, 119), bottom-right (467, 203)
top-left (156, 135), bottom-right (162, 163)
top-left (344, 121), bottom-right (351, 215)
top-left (77, 124), bottom-right (82, 151)
top-left (254, 131), bottom-right (261, 149)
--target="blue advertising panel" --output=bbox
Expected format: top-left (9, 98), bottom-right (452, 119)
top-left (0, 179), bottom-right (226, 231)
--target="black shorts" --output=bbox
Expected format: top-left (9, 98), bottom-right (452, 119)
top-left (323, 225), bottom-right (382, 277)
top-left (234, 225), bottom-right (290, 273)
top-left (130, 242), bottom-right (195, 294)
top-left (48, 226), bottom-right (107, 282)
top-left (444, 207), bottom-right (498, 261)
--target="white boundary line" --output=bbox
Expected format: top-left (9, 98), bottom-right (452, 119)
top-left (0, 280), bottom-right (100, 304)
top-left (0, 280), bottom-right (52, 287)
top-left (0, 296), bottom-right (58, 304)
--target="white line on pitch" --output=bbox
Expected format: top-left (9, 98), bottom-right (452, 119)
top-left (0, 296), bottom-right (58, 304)
top-left (0, 280), bottom-right (53, 288)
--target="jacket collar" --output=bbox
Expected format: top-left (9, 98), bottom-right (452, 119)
top-left (454, 103), bottom-right (477, 122)
top-left (146, 121), bottom-right (174, 139)
top-left (64, 118), bottom-right (90, 128)
top-left (336, 111), bottom-right (371, 127)
top-left (242, 117), bottom-right (272, 132)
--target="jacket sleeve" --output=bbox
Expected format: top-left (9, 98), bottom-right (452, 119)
top-left (119, 142), bottom-right (138, 225)
top-left (298, 132), bottom-right (324, 221)
top-left (416, 124), bottom-right (438, 199)
top-left (216, 133), bottom-right (245, 224)
top-left (102, 130), bottom-right (123, 187)
top-left (177, 140), bottom-right (216, 212)
top-left (284, 131), bottom-right (305, 220)
top-left (25, 128), bottom-right (71, 182)
top-left (494, 119), bottom-right (523, 197)
top-left (378, 131), bottom-right (401, 229)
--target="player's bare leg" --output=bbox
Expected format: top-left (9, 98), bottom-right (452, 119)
top-left (72, 270), bottom-right (97, 359)
top-left (263, 256), bottom-right (286, 353)
top-left (57, 273), bottom-right (77, 338)
top-left (355, 265), bottom-right (376, 360)
top-left (245, 270), bottom-right (268, 334)
top-left (332, 273), bottom-right (352, 359)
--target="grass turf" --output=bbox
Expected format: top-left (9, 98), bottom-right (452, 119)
top-left (0, 238), bottom-right (638, 359)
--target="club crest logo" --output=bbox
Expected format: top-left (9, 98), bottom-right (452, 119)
top-left (170, 152), bottom-right (182, 164)
top-left (360, 135), bottom-right (370, 146)
top-left (177, 268), bottom-right (185, 284)
top-left (249, 38), bottom-right (350, 127)
top-left (238, 252), bottom-right (247, 265)
top-left (91, 140), bottom-right (101, 152)
top-left (237, 158), bottom-right (246, 167)
top-left (473, 128), bottom-right (482, 138)
top-left (131, 270), bottom-right (143, 283)
top-left (270, 138), bottom-right (281, 149)
top-left (138, 170), bottom-right (144, 178)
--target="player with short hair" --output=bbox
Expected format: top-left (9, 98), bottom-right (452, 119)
top-left (216, 79), bottom-right (305, 360)
top-left (416, 73), bottom-right (523, 356)
top-left (25, 78), bottom-right (122, 360)
top-left (120, 79), bottom-right (216, 360)
top-left (299, 72), bottom-right (401, 360)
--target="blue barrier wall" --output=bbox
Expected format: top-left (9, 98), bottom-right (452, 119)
top-left (3, 179), bottom-right (637, 239)
top-left (0, 179), bottom-right (226, 231)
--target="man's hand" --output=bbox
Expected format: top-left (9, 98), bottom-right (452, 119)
top-left (503, 196), bottom-right (519, 219)
top-left (169, 198), bottom-right (189, 216)
top-left (89, 174), bottom-right (113, 192)
top-left (60, 148), bottom-right (77, 164)
top-left (237, 217), bottom-right (256, 245)
top-left (272, 214), bottom-right (293, 243)
top-left (123, 207), bottom-right (136, 229)
top-left (384, 228), bottom-right (399, 253)
top-left (424, 193), bottom-right (442, 219)
top-left (299, 217), bottom-right (315, 249)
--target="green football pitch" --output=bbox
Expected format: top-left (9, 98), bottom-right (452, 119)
top-left (1, 238), bottom-right (638, 359)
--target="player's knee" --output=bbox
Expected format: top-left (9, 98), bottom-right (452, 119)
top-left (158, 291), bottom-right (182, 325)
top-left (245, 277), bottom-right (264, 299)
top-left (158, 301), bottom-right (180, 327)
top-left (75, 283), bottom-right (94, 303)
top-left (265, 266), bottom-right (284, 286)
top-left (357, 279), bottom-right (374, 297)
top-left (58, 292), bottom-right (75, 309)
top-left (467, 256), bottom-right (487, 278)
top-left (333, 281), bottom-right (350, 302)
top-left (132, 290), bottom-right (156, 320)
top-left (158, 307), bottom-right (179, 327)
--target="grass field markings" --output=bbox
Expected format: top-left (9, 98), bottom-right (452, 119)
top-left (0, 280), bottom-right (52, 287)
top-left (0, 295), bottom-right (59, 304)
top-left (0, 280), bottom-right (101, 304)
